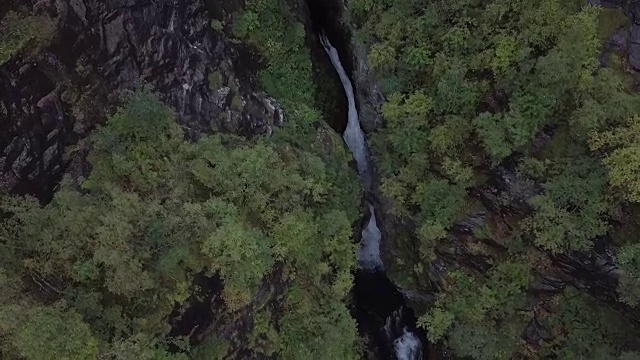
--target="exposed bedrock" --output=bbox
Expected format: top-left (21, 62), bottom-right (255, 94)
top-left (0, 0), bottom-right (283, 200)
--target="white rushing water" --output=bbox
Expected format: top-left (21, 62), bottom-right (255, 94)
top-left (321, 34), bottom-right (422, 360)
top-left (320, 34), bottom-right (381, 269)
top-left (360, 203), bottom-right (383, 269)
top-left (393, 329), bottom-right (423, 360)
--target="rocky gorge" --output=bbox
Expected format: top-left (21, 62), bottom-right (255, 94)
top-left (3, 0), bottom-right (640, 359)
top-left (0, 0), bottom-right (414, 357)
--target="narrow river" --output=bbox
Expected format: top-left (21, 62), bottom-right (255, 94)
top-left (320, 34), bottom-right (424, 360)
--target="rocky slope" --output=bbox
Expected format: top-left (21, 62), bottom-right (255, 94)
top-left (0, 0), bottom-right (284, 202)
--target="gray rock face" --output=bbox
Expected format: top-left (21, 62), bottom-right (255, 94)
top-left (0, 0), bottom-right (283, 199)
top-left (352, 40), bottom-right (385, 133)
top-left (475, 159), bottom-right (540, 215)
top-left (308, 0), bottom-right (383, 133)
top-left (331, 0), bottom-right (385, 133)
top-left (629, 7), bottom-right (640, 70)
top-left (589, 0), bottom-right (626, 7)
top-left (590, 0), bottom-right (640, 71)
top-left (0, 61), bottom-right (66, 200)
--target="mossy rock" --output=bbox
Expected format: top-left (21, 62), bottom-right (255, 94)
top-left (598, 8), bottom-right (629, 40)
top-left (0, 12), bottom-right (54, 65)
top-left (230, 93), bottom-right (243, 111)
top-left (210, 19), bottom-right (224, 32)
top-left (208, 70), bottom-right (225, 91)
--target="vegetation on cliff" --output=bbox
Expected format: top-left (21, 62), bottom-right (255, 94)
top-left (3, 0), bottom-right (640, 358)
top-left (0, 11), bottom-right (54, 65)
top-left (0, 0), bottom-right (363, 357)
top-left (0, 90), bottom-right (361, 359)
top-left (352, 0), bottom-right (640, 357)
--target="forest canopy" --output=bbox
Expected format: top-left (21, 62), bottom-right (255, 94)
top-left (352, 0), bottom-right (640, 358)
top-left (2, 0), bottom-right (640, 359)
top-left (0, 91), bottom-right (361, 359)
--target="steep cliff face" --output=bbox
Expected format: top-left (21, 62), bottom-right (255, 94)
top-left (0, 0), bottom-right (284, 201)
top-left (0, 1), bottom-right (290, 354)
top-left (304, 0), bottom-right (384, 134)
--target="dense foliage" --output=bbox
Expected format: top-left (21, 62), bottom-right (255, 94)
top-left (0, 88), bottom-right (361, 358)
top-left (5, 0), bottom-right (640, 358)
top-left (352, 0), bottom-right (640, 357)
top-left (0, 0), bottom-right (367, 357)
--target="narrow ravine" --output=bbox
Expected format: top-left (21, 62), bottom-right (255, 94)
top-left (320, 34), bottom-right (424, 360)
top-left (320, 34), bottom-right (380, 269)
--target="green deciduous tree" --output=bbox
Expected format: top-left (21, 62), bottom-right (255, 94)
top-left (0, 90), bottom-right (362, 358)
top-left (591, 116), bottom-right (640, 203)
top-left (354, 0), bottom-right (640, 358)
top-left (617, 244), bottom-right (640, 306)
top-left (540, 289), bottom-right (638, 359)
top-left (0, 306), bottom-right (99, 360)
top-left (419, 261), bottom-right (532, 357)
top-left (524, 152), bottom-right (609, 253)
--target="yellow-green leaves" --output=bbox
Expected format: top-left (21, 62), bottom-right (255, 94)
top-left (492, 35), bottom-right (520, 77)
top-left (591, 117), bottom-right (640, 203)
top-left (420, 262), bottom-right (532, 358)
top-left (418, 307), bottom-right (454, 342)
top-left (381, 91), bottom-right (433, 160)
top-left (0, 91), bottom-right (362, 358)
top-left (369, 42), bottom-right (396, 72)
top-left (617, 244), bottom-right (640, 306)
top-left (603, 147), bottom-right (640, 202)
top-left (5, 307), bottom-right (99, 360)
top-left (203, 219), bottom-right (272, 310)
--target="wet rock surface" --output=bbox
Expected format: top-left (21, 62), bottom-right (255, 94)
top-left (354, 269), bottom-right (428, 360)
top-left (0, 0), bottom-right (283, 200)
top-left (305, 0), bottom-right (383, 133)
top-left (625, 1), bottom-right (640, 71)
top-left (351, 34), bottom-right (385, 133)
top-left (473, 157), bottom-right (540, 215)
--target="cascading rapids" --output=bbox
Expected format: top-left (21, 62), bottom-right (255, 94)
top-left (320, 33), bottom-right (423, 359)
top-left (319, 34), bottom-right (380, 269)
top-left (394, 329), bottom-right (423, 360)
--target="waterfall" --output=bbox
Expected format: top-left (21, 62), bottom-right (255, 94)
top-left (394, 329), bottom-right (423, 360)
top-left (384, 309), bottom-right (423, 360)
top-left (360, 203), bottom-right (383, 269)
top-left (320, 34), bottom-right (380, 269)
top-left (320, 34), bottom-right (423, 360)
